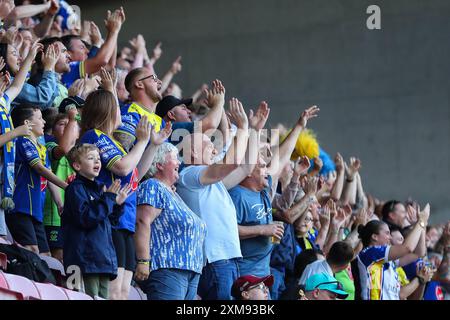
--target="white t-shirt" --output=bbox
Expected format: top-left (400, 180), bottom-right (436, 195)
top-left (299, 259), bottom-right (333, 286)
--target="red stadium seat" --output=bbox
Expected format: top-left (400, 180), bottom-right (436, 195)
top-left (33, 282), bottom-right (68, 300)
top-left (0, 252), bottom-right (6, 270)
top-left (2, 272), bottom-right (41, 299)
top-left (0, 271), bottom-right (8, 289)
top-left (0, 287), bottom-right (24, 300)
top-left (62, 288), bottom-right (94, 300)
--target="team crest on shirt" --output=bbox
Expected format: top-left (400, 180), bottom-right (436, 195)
top-left (130, 168), bottom-right (139, 191)
top-left (40, 176), bottom-right (47, 191)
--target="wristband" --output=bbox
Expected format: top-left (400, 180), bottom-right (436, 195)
top-left (346, 178), bottom-right (354, 183)
top-left (416, 276), bottom-right (425, 285)
top-left (137, 259), bottom-right (150, 265)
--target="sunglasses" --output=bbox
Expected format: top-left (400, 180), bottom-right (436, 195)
top-left (247, 283), bottom-right (268, 292)
top-left (315, 281), bottom-right (343, 291)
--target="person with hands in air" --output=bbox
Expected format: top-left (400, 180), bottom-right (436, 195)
top-left (79, 73), bottom-right (172, 300)
top-left (176, 97), bottom-right (251, 300)
top-left (63, 143), bottom-right (131, 299)
top-left (0, 39), bottom-right (59, 109)
top-left (61, 7), bottom-right (126, 88)
top-left (356, 203), bottom-right (431, 300)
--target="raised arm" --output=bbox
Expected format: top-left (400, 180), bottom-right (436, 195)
top-left (84, 8), bottom-right (125, 75)
top-left (200, 79), bottom-right (226, 133)
top-left (223, 101), bottom-right (270, 189)
top-left (268, 105), bottom-right (320, 178)
top-left (137, 122), bottom-right (172, 181)
top-left (341, 157), bottom-right (361, 206)
top-left (110, 115), bottom-right (151, 177)
top-left (389, 204), bottom-right (430, 261)
top-left (331, 152), bottom-right (345, 201)
top-left (6, 1), bottom-right (51, 21)
top-left (51, 108), bottom-right (79, 160)
top-left (198, 98), bottom-right (248, 186)
top-left (33, 0), bottom-right (59, 38)
top-left (159, 56), bottom-right (181, 94)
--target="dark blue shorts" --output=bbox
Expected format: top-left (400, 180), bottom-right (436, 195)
top-left (45, 226), bottom-right (64, 249)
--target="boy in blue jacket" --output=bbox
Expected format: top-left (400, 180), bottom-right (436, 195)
top-left (62, 143), bottom-right (131, 299)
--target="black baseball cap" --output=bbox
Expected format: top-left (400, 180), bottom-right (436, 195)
top-left (58, 96), bottom-right (85, 114)
top-left (155, 95), bottom-right (193, 118)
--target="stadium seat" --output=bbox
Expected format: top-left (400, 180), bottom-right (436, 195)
top-left (0, 287), bottom-right (24, 300)
top-left (128, 285), bottom-right (141, 300)
top-left (0, 271), bottom-right (8, 288)
top-left (0, 252), bottom-right (6, 270)
top-left (2, 272), bottom-right (41, 299)
top-left (39, 255), bottom-right (66, 276)
top-left (62, 288), bottom-right (94, 300)
top-left (33, 282), bottom-right (68, 300)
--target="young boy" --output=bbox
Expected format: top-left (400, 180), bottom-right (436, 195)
top-left (43, 110), bottom-right (79, 262)
top-left (63, 144), bottom-right (130, 299)
top-left (6, 106), bottom-right (68, 254)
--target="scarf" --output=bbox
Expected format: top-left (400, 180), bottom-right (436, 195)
top-left (0, 97), bottom-right (15, 210)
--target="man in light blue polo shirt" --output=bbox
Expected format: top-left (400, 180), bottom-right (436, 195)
top-left (176, 98), bottom-right (252, 300)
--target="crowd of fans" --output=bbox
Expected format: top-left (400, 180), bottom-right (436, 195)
top-left (0, 0), bottom-right (448, 301)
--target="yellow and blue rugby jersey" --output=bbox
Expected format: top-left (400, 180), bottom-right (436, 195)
top-left (12, 137), bottom-right (50, 222)
top-left (79, 129), bottom-right (139, 232)
top-left (115, 102), bottom-right (165, 144)
top-left (357, 245), bottom-right (400, 300)
top-left (61, 61), bottom-right (86, 89)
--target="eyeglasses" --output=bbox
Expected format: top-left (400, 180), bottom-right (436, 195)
top-left (248, 283), bottom-right (268, 292)
top-left (315, 281), bottom-right (343, 291)
top-left (138, 74), bottom-right (158, 82)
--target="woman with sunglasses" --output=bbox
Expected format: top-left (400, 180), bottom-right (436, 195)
top-left (356, 204), bottom-right (430, 300)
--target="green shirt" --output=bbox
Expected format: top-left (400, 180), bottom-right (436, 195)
top-left (43, 142), bottom-right (75, 227)
top-left (335, 268), bottom-right (355, 300)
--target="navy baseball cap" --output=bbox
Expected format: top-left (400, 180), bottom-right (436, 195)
top-left (156, 95), bottom-right (193, 118)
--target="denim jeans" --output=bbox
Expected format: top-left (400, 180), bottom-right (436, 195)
top-left (270, 267), bottom-right (286, 300)
top-left (197, 258), bottom-right (240, 300)
top-left (138, 268), bottom-right (200, 300)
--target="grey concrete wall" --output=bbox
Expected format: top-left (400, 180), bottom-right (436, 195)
top-left (72, 0), bottom-right (450, 223)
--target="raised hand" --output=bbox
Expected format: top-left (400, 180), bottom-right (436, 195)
top-left (248, 101), bottom-right (270, 130)
top-left (116, 183), bottom-right (132, 205)
top-left (41, 43), bottom-right (60, 71)
top-left (0, 71), bottom-right (10, 96)
top-left (105, 8), bottom-right (124, 33)
top-left (406, 203), bottom-right (419, 225)
top-left (100, 67), bottom-right (117, 94)
top-left (418, 203), bottom-right (430, 225)
top-left (150, 121), bottom-right (172, 146)
top-left (227, 98), bottom-right (248, 130)
top-left (345, 157), bottom-right (361, 180)
top-left (292, 156), bottom-right (310, 183)
top-left (152, 41), bottom-right (162, 61)
top-left (89, 21), bottom-right (103, 46)
top-left (135, 116), bottom-right (151, 143)
top-left (47, 0), bottom-right (59, 16)
top-left (334, 152), bottom-right (344, 173)
top-left (170, 56), bottom-right (182, 75)
top-left (68, 79), bottom-right (86, 97)
top-left (130, 34), bottom-right (146, 53)
top-left (205, 79), bottom-right (225, 109)
top-left (297, 105), bottom-right (320, 128)
top-left (105, 179), bottom-right (121, 195)
top-left (27, 40), bottom-right (44, 61)
top-left (305, 176), bottom-right (318, 196)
